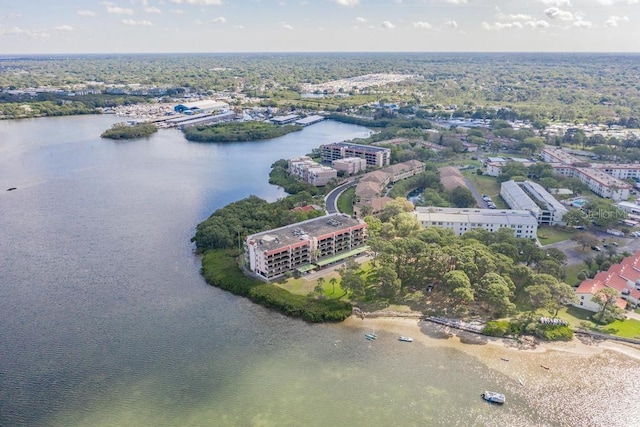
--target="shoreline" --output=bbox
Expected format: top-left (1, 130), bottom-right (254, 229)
top-left (340, 315), bottom-right (640, 361)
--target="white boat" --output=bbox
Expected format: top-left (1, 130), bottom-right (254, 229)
top-left (481, 391), bottom-right (505, 404)
top-left (398, 336), bottom-right (413, 342)
top-left (364, 333), bottom-right (377, 340)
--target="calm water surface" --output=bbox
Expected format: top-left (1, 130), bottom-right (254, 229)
top-left (0, 115), bottom-right (638, 427)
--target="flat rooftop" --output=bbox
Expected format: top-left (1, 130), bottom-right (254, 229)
top-left (324, 141), bottom-right (390, 153)
top-left (414, 207), bottom-right (538, 225)
top-left (247, 213), bottom-right (364, 252)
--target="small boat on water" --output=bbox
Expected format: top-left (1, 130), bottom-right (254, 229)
top-left (482, 391), bottom-right (506, 404)
top-left (364, 333), bottom-right (377, 340)
top-left (398, 336), bottom-right (413, 342)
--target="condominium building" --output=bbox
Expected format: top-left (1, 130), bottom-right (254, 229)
top-left (332, 157), bottom-right (367, 175)
top-left (288, 156), bottom-right (337, 187)
top-left (540, 147), bottom-right (632, 201)
top-left (321, 142), bottom-right (391, 168)
top-left (413, 207), bottom-right (538, 238)
top-left (245, 214), bottom-right (368, 281)
top-left (500, 180), bottom-right (568, 225)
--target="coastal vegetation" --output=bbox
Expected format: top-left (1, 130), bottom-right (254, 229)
top-left (191, 194), bottom-right (324, 252)
top-left (100, 122), bottom-right (157, 140)
top-left (201, 249), bottom-right (352, 322)
top-left (182, 121), bottom-right (302, 143)
top-left (268, 159), bottom-right (325, 196)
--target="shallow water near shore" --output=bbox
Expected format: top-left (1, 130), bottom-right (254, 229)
top-left (1, 115), bottom-right (639, 427)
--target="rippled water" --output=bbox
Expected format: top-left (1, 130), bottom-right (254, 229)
top-left (0, 115), bottom-right (638, 427)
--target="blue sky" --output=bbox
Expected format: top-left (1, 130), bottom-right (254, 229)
top-left (0, 0), bottom-right (638, 54)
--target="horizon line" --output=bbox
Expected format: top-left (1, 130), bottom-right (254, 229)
top-left (1, 51), bottom-right (640, 57)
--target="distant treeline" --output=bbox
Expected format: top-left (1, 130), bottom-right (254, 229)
top-left (100, 122), bottom-right (157, 140)
top-left (182, 121), bottom-right (303, 142)
top-left (327, 113), bottom-right (432, 129)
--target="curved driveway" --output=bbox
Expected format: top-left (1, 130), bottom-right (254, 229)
top-left (325, 180), bottom-right (357, 214)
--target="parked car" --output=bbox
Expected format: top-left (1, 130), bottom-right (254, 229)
top-left (591, 246), bottom-right (602, 251)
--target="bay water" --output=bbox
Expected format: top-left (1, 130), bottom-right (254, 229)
top-left (0, 115), bottom-right (638, 427)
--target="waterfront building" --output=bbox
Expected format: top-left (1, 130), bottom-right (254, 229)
top-left (176, 110), bottom-right (236, 129)
top-left (270, 114), bottom-right (300, 125)
top-left (413, 207), bottom-right (538, 238)
top-left (500, 180), bottom-right (567, 225)
top-left (321, 142), bottom-right (391, 168)
top-left (245, 214), bottom-right (368, 281)
top-left (294, 115), bottom-right (325, 126)
top-left (288, 156), bottom-right (337, 187)
top-left (174, 100), bottom-right (229, 114)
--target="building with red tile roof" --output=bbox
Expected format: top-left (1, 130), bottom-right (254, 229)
top-left (573, 250), bottom-right (640, 312)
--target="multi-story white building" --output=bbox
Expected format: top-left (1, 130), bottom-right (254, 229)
top-left (540, 147), bottom-right (632, 201)
top-left (332, 157), bottom-right (367, 175)
top-left (540, 147), bottom-right (583, 164)
top-left (573, 167), bottom-right (631, 201)
top-left (413, 207), bottom-right (538, 238)
top-left (598, 164), bottom-right (640, 180)
top-left (321, 142), bottom-right (391, 168)
top-left (245, 214), bottom-right (368, 281)
top-left (500, 180), bottom-right (568, 225)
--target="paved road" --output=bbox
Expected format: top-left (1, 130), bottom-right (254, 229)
top-left (325, 180), bottom-right (356, 214)
top-left (463, 177), bottom-right (489, 208)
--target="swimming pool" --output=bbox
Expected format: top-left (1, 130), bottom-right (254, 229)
top-left (572, 199), bottom-right (587, 207)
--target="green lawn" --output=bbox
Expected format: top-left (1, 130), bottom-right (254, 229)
top-left (464, 173), bottom-right (500, 197)
top-left (599, 318), bottom-right (640, 339)
top-left (538, 226), bottom-right (575, 245)
top-left (337, 187), bottom-right (355, 215)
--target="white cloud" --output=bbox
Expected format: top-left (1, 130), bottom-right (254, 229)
top-left (539, 0), bottom-right (572, 5)
top-left (169, 0), bottom-right (222, 4)
top-left (107, 6), bottom-right (134, 15)
top-left (413, 21), bottom-right (432, 29)
top-left (573, 19), bottom-right (592, 28)
top-left (443, 19), bottom-right (458, 28)
top-left (282, 24), bottom-right (293, 30)
top-left (498, 13), bottom-right (532, 21)
top-left (212, 16), bottom-right (226, 23)
top-left (234, 25), bottom-right (244, 29)
top-left (481, 21), bottom-right (523, 30)
top-left (54, 25), bottom-right (74, 31)
top-left (446, 0), bottom-right (468, 3)
top-left (525, 20), bottom-right (550, 28)
top-left (122, 19), bottom-right (153, 26)
top-left (355, 17), bottom-right (367, 22)
top-left (145, 7), bottom-right (162, 13)
top-left (77, 10), bottom-right (96, 17)
top-left (604, 15), bottom-right (629, 27)
top-left (331, 0), bottom-right (359, 5)
top-left (0, 26), bottom-right (49, 38)
top-left (382, 21), bottom-right (395, 29)
top-left (171, 9), bottom-right (185, 14)
top-left (544, 7), bottom-right (574, 21)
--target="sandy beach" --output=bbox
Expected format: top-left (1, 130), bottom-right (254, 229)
top-left (341, 315), bottom-right (640, 363)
